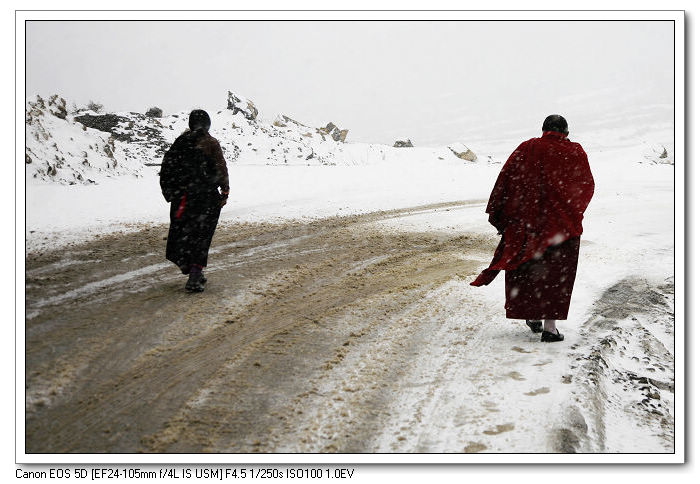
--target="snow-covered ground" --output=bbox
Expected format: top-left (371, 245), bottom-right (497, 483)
top-left (22, 92), bottom-right (676, 456)
top-left (26, 159), bottom-right (502, 252)
top-left (363, 146), bottom-right (674, 453)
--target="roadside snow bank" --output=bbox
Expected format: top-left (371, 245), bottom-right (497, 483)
top-left (26, 161), bottom-right (502, 253)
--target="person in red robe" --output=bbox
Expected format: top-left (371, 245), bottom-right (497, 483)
top-left (471, 115), bottom-right (594, 342)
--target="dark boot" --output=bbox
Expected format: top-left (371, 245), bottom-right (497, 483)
top-left (526, 320), bottom-right (543, 333)
top-left (185, 272), bottom-right (205, 292)
top-left (185, 264), bottom-right (205, 292)
top-left (541, 329), bottom-right (564, 342)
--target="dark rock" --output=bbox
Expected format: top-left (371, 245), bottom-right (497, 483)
top-left (145, 106), bottom-right (163, 118)
top-left (317, 122), bottom-right (348, 142)
top-left (74, 113), bottom-right (126, 135)
top-left (394, 139), bottom-right (413, 148)
top-left (48, 95), bottom-right (67, 119)
top-left (74, 112), bottom-right (168, 155)
top-left (331, 127), bottom-right (349, 142)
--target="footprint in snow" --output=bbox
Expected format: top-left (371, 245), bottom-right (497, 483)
top-left (524, 387), bottom-right (550, 396)
top-left (506, 371), bottom-right (526, 381)
top-left (483, 401), bottom-right (500, 413)
top-left (463, 442), bottom-right (488, 453)
top-left (483, 423), bottom-right (515, 435)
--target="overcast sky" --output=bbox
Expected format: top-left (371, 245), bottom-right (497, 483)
top-left (26, 20), bottom-right (673, 146)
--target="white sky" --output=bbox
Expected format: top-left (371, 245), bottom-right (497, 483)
top-left (26, 20), bottom-right (673, 146)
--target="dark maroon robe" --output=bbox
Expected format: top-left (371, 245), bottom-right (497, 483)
top-left (471, 131), bottom-right (594, 320)
top-left (160, 130), bottom-right (229, 273)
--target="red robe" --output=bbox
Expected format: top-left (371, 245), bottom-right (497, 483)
top-left (471, 131), bottom-right (594, 298)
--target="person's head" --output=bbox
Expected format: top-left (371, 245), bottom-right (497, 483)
top-left (542, 114), bottom-right (568, 136)
top-left (189, 109), bottom-right (211, 132)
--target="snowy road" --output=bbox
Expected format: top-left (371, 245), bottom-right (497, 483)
top-left (24, 200), bottom-right (674, 454)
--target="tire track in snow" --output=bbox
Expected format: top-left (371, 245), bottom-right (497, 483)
top-left (554, 277), bottom-right (675, 453)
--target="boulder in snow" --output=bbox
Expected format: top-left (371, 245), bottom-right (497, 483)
top-left (145, 106), bottom-right (163, 118)
top-left (393, 139), bottom-right (413, 148)
top-left (642, 143), bottom-right (674, 165)
top-left (318, 122), bottom-right (336, 134)
top-left (317, 122), bottom-right (348, 142)
top-left (448, 143), bottom-right (477, 162)
top-left (332, 128), bottom-right (348, 142)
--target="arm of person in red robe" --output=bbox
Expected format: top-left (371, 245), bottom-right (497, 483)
top-left (485, 141), bottom-right (530, 233)
top-left (471, 141), bottom-right (529, 286)
top-left (545, 142), bottom-right (595, 237)
top-left (568, 143), bottom-right (595, 218)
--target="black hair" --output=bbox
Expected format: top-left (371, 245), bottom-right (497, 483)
top-left (189, 109), bottom-right (211, 132)
top-left (542, 114), bottom-right (568, 135)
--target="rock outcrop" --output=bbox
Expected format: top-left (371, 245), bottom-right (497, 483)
top-left (227, 91), bottom-right (258, 121)
top-left (25, 95), bottom-right (144, 185)
top-left (74, 112), bottom-right (169, 156)
top-left (47, 95), bottom-right (67, 119)
top-left (317, 122), bottom-right (348, 142)
top-left (26, 94), bottom-right (67, 123)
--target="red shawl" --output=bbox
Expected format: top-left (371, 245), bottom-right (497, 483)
top-left (471, 131), bottom-right (594, 286)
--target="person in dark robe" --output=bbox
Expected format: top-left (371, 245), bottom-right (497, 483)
top-left (471, 115), bottom-right (594, 342)
top-left (159, 109), bottom-right (229, 292)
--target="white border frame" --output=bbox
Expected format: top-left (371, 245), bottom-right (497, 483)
top-left (16, 9), bottom-right (685, 465)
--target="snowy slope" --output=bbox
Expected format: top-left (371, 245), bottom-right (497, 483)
top-left (25, 95), bottom-right (145, 185)
top-left (25, 91), bottom-right (484, 189)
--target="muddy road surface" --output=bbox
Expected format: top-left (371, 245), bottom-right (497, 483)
top-left (26, 201), bottom-right (501, 453)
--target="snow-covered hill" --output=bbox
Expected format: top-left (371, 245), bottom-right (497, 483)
top-left (25, 95), bottom-right (147, 185)
top-left (26, 91), bottom-right (488, 186)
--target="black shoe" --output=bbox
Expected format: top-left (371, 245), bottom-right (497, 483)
top-left (200, 273), bottom-right (207, 284)
top-left (526, 320), bottom-right (543, 333)
top-left (541, 329), bottom-right (564, 342)
top-left (185, 273), bottom-right (205, 293)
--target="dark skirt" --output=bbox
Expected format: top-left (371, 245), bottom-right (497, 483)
top-left (504, 237), bottom-right (580, 320)
top-left (166, 190), bottom-right (222, 273)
